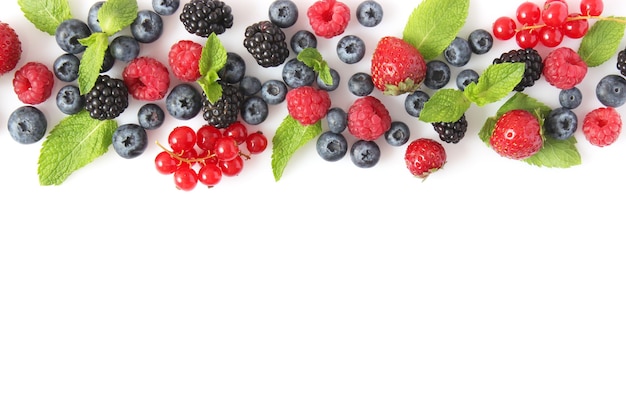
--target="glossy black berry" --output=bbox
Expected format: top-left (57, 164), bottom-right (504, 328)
top-left (112, 124), bottom-right (148, 159)
top-left (350, 140), bottom-right (381, 168)
top-left (56, 85), bottom-right (85, 115)
top-left (202, 81), bottom-right (243, 128)
top-left (559, 87), bottom-right (583, 109)
top-left (544, 108), bottom-right (578, 140)
top-left (166, 83), bottom-right (202, 120)
top-left (244, 20), bottom-right (289, 68)
top-left (240, 95), bottom-right (269, 125)
top-left (317, 132), bottom-right (348, 162)
top-left (7, 106), bottom-right (47, 144)
top-left (493, 48), bottom-right (543, 91)
top-left (356, 1), bottom-right (383, 27)
top-left (290, 30), bottom-right (317, 54)
top-left (384, 121), bottom-right (410, 147)
top-left (336, 35), bottom-right (366, 64)
top-left (84, 74), bottom-right (129, 120)
top-left (180, 0), bottom-right (233, 37)
top-left (138, 103), bottom-right (165, 130)
top-left (131, 10), bottom-right (163, 43)
top-left (618, 48), bottom-right (626, 77)
top-left (268, 0), bottom-right (298, 28)
top-left (431, 114), bottom-right (468, 144)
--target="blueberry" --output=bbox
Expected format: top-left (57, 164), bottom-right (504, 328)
top-left (317, 68), bottom-right (340, 91)
top-left (56, 85), bottom-right (85, 115)
top-left (336, 35), bottom-right (366, 64)
top-left (131, 10), bottom-right (163, 43)
top-left (55, 19), bottom-right (91, 54)
top-left (137, 103), bottom-right (165, 130)
top-left (109, 36), bottom-right (141, 62)
top-left (240, 96), bottom-right (269, 125)
top-left (444, 37), bottom-right (472, 67)
top-left (268, 0), bottom-right (298, 28)
top-left (326, 107), bottom-right (347, 134)
top-left (100, 48), bottom-right (115, 73)
top-left (468, 29), bottom-right (493, 55)
top-left (7, 106), bottom-right (47, 144)
top-left (456, 68), bottom-right (479, 91)
top-left (317, 132), bottom-right (348, 162)
top-left (261, 79), bottom-right (288, 104)
top-left (53, 53), bottom-right (80, 82)
top-left (219, 52), bottom-right (246, 84)
top-left (544, 107), bottom-right (578, 140)
top-left (424, 60), bottom-right (451, 90)
top-left (596, 74), bottom-right (626, 108)
top-left (404, 90), bottom-right (430, 118)
top-left (290, 30), bottom-right (317, 54)
top-left (239, 76), bottom-right (262, 96)
top-left (166, 83), bottom-right (202, 120)
top-left (87, 1), bottom-right (105, 32)
top-left (384, 121), bottom-right (410, 146)
top-left (112, 124), bottom-right (148, 159)
top-left (282, 58), bottom-right (316, 88)
top-left (356, 1), bottom-right (383, 27)
top-left (559, 87), bottom-right (583, 109)
top-left (348, 72), bottom-right (374, 96)
top-left (350, 140), bottom-right (381, 168)
top-left (152, 0), bottom-right (180, 16)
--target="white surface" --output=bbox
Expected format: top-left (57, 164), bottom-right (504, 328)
top-left (1, 0), bottom-right (625, 416)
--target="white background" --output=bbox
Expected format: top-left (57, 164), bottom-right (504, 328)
top-left (1, 0), bottom-right (625, 416)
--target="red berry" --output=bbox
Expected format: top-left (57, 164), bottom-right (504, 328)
top-left (516, 2), bottom-right (541, 25)
top-left (542, 1), bottom-right (569, 27)
top-left (538, 25), bottom-right (564, 47)
top-left (245, 132), bottom-right (268, 154)
top-left (286, 86), bottom-right (331, 125)
top-left (12, 62), bottom-right (54, 105)
top-left (580, 0), bottom-right (603, 16)
top-left (155, 151), bottom-right (179, 174)
top-left (214, 137), bottom-right (240, 161)
top-left (197, 124), bottom-right (222, 151)
top-left (219, 155), bottom-right (245, 176)
top-left (0, 22), bottom-right (22, 75)
top-left (168, 126), bottom-right (197, 153)
top-left (582, 107), bottom-right (622, 147)
top-left (122, 56), bottom-right (170, 101)
top-left (198, 162), bottom-right (223, 186)
top-left (307, 0), bottom-right (351, 38)
top-left (347, 96), bottom-right (391, 141)
top-left (173, 166), bottom-right (198, 191)
top-left (562, 13), bottom-right (589, 39)
top-left (543, 47), bottom-right (588, 89)
top-left (404, 138), bottom-right (447, 179)
top-left (168, 40), bottom-right (203, 82)
top-left (370, 36), bottom-right (427, 95)
top-left (490, 109), bottom-right (543, 160)
top-left (223, 121), bottom-right (248, 145)
top-left (492, 16), bottom-right (517, 40)
top-left (516, 29), bottom-right (539, 49)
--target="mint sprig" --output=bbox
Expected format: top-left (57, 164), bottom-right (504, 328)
top-left (271, 116), bottom-right (323, 181)
top-left (98, 0), bottom-right (139, 35)
top-left (18, 0), bottom-right (72, 35)
top-left (578, 17), bottom-right (626, 67)
top-left (197, 32), bottom-right (228, 104)
top-left (297, 48), bottom-right (333, 86)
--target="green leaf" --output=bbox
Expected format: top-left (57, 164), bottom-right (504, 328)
top-left (77, 32), bottom-right (109, 95)
top-left (197, 33), bottom-right (227, 103)
top-left (271, 116), bottom-right (322, 181)
top-left (478, 116), bottom-right (497, 145)
top-left (297, 48), bottom-right (333, 85)
top-left (464, 62), bottom-right (525, 106)
top-left (402, 0), bottom-right (469, 60)
top-left (198, 77), bottom-right (222, 104)
top-left (496, 92), bottom-right (552, 119)
top-left (38, 111), bottom-right (117, 186)
top-left (579, 17), bottom-right (626, 67)
top-left (419, 89), bottom-right (471, 123)
top-left (18, 0), bottom-right (72, 35)
top-left (98, 0), bottom-right (139, 36)
top-left (524, 137), bottom-right (581, 168)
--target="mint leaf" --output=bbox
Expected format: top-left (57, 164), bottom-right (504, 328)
top-left (271, 116), bottom-right (322, 181)
top-left (419, 89), bottom-right (471, 123)
top-left (496, 92), bottom-right (551, 119)
top-left (197, 33), bottom-right (227, 103)
top-left (478, 116), bottom-right (496, 145)
top-left (98, 0), bottom-right (139, 35)
top-left (38, 111), bottom-right (117, 186)
top-left (402, 0), bottom-right (469, 60)
top-left (78, 32), bottom-right (109, 94)
top-left (18, 0), bottom-right (72, 35)
top-left (578, 17), bottom-right (626, 67)
top-left (464, 62), bottom-right (525, 106)
top-left (198, 78), bottom-right (223, 104)
top-left (297, 48), bottom-right (333, 86)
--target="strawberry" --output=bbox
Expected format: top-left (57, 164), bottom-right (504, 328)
top-left (370, 36), bottom-right (427, 95)
top-left (489, 109), bottom-right (543, 160)
top-left (0, 22), bottom-right (22, 75)
top-left (404, 138), bottom-right (447, 179)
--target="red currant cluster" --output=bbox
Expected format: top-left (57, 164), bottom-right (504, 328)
top-left (493, 0), bottom-right (604, 48)
top-left (154, 122), bottom-right (268, 191)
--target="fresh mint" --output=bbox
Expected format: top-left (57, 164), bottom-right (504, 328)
top-left (18, 0), bottom-right (72, 35)
top-left (98, 0), bottom-right (139, 35)
top-left (419, 90), bottom-right (471, 123)
top-left (271, 116), bottom-right (323, 181)
top-left (38, 110), bottom-right (118, 186)
top-left (297, 48), bottom-right (333, 86)
top-left (78, 33), bottom-right (109, 95)
top-left (402, 0), bottom-right (469, 60)
top-left (578, 17), bottom-right (626, 67)
top-left (197, 32), bottom-right (228, 104)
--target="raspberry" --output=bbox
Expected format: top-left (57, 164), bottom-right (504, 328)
top-left (542, 47), bottom-right (588, 90)
top-left (582, 107), bottom-right (622, 147)
top-left (122, 57), bottom-right (170, 101)
top-left (404, 138), bottom-right (447, 179)
top-left (307, 0), bottom-right (350, 39)
top-left (168, 40), bottom-right (203, 82)
top-left (12, 62), bottom-right (54, 105)
top-left (347, 96), bottom-right (392, 141)
top-left (490, 109), bottom-right (543, 160)
top-left (0, 22), bottom-right (21, 75)
top-left (286, 86), bottom-right (331, 126)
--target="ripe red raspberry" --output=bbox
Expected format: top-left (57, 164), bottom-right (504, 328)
top-left (404, 138), bottom-right (447, 179)
top-left (347, 96), bottom-right (391, 141)
top-left (542, 47), bottom-right (588, 90)
top-left (12, 62), bottom-right (54, 105)
top-left (582, 107), bottom-right (622, 147)
top-left (286, 86), bottom-right (331, 125)
top-left (0, 22), bottom-right (22, 75)
top-left (168, 40), bottom-right (203, 82)
top-left (490, 109), bottom-right (543, 159)
top-left (307, 0), bottom-right (350, 39)
top-left (123, 57), bottom-right (170, 101)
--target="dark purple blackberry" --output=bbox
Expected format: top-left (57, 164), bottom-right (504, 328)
top-left (492, 48), bottom-right (543, 91)
top-left (431, 114), bottom-right (468, 144)
top-left (201, 81), bottom-right (243, 128)
top-left (243, 20), bottom-right (289, 68)
top-left (84, 75), bottom-right (129, 120)
top-left (179, 0), bottom-right (233, 37)
top-left (617, 48), bottom-right (626, 77)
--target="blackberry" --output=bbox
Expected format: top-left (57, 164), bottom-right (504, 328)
top-left (618, 48), bottom-right (626, 77)
top-left (201, 81), bottom-right (243, 128)
top-left (84, 74), bottom-right (129, 120)
top-left (179, 0), bottom-right (233, 37)
top-left (492, 48), bottom-right (543, 91)
top-left (431, 114), bottom-right (468, 144)
top-left (243, 20), bottom-right (289, 68)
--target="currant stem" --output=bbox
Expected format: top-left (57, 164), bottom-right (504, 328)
top-left (515, 14), bottom-right (626, 33)
top-left (156, 141), bottom-right (216, 165)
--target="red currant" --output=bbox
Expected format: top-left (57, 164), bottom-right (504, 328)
top-left (245, 132), bottom-right (268, 154)
top-left (516, 29), bottom-right (539, 48)
top-left (492, 16), bottom-right (517, 40)
top-left (516, 2), bottom-right (541, 25)
top-left (223, 121), bottom-right (248, 145)
top-left (542, 1), bottom-right (569, 27)
top-left (196, 124), bottom-right (221, 151)
top-left (219, 155), bottom-right (244, 177)
top-left (198, 162), bottom-right (223, 186)
top-left (580, 0), bottom-right (603, 16)
top-left (562, 13), bottom-right (589, 38)
top-left (155, 151), bottom-right (178, 175)
top-left (173, 166), bottom-right (198, 191)
top-left (539, 25), bottom-right (564, 47)
top-left (214, 137), bottom-right (240, 161)
top-left (168, 126), bottom-right (197, 153)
